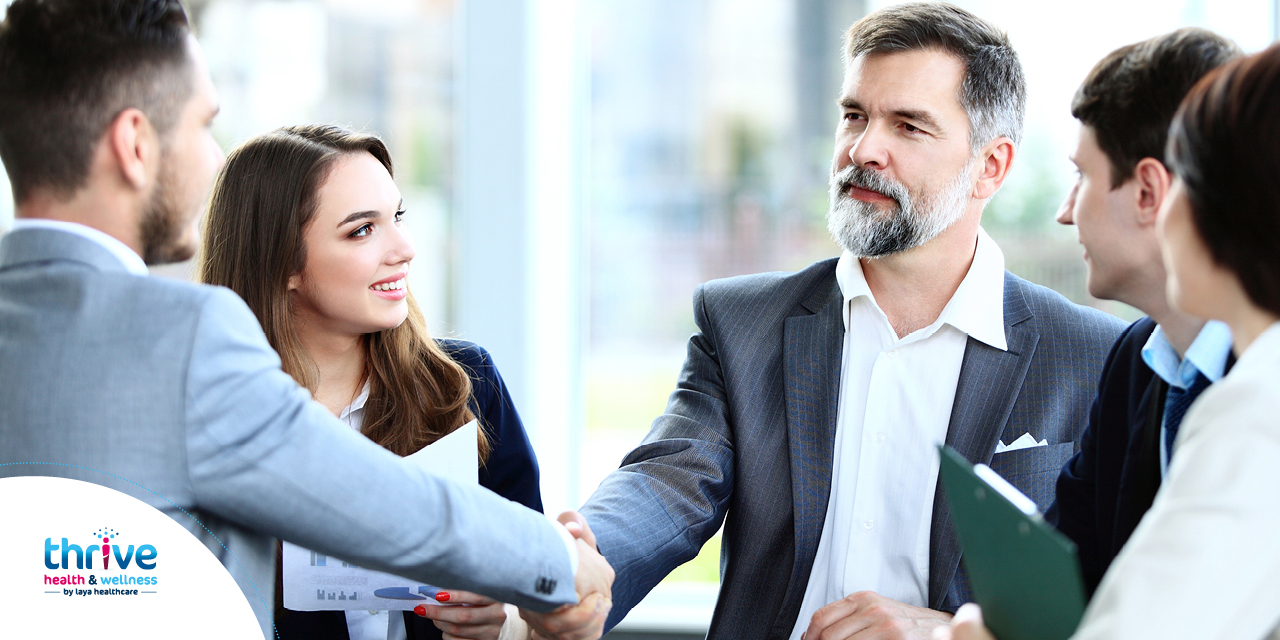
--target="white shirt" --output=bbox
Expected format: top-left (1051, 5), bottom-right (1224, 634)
top-left (10, 218), bottom-right (148, 275)
top-left (337, 382), bottom-right (410, 640)
top-left (1073, 322), bottom-right (1280, 640)
top-left (789, 229), bottom-right (1007, 638)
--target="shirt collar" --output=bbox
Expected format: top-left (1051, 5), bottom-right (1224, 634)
top-left (834, 227), bottom-right (1007, 351)
top-left (338, 380), bottom-right (372, 423)
top-left (1141, 320), bottom-right (1233, 389)
top-left (11, 219), bottom-right (148, 276)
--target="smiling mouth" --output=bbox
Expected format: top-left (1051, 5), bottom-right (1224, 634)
top-left (846, 184), bottom-right (894, 203)
top-left (371, 278), bottom-right (405, 292)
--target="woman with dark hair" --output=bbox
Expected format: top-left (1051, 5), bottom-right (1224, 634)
top-left (940, 44), bottom-right (1280, 640)
top-left (198, 124), bottom-right (535, 640)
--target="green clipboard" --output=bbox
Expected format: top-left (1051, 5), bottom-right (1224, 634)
top-left (937, 444), bottom-right (1086, 640)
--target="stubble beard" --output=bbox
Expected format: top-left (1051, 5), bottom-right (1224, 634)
top-left (139, 152), bottom-right (196, 265)
top-left (826, 159), bottom-right (976, 258)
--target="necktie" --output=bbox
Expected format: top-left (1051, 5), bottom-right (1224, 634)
top-left (1163, 371), bottom-right (1212, 463)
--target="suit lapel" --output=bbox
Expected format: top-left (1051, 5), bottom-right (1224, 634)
top-left (928, 273), bottom-right (1039, 608)
top-left (771, 275), bottom-right (844, 635)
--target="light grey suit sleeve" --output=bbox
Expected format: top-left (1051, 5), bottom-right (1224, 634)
top-left (582, 283), bottom-right (736, 628)
top-left (182, 287), bottom-right (576, 612)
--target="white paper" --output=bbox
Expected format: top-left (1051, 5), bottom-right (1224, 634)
top-left (994, 431), bottom-right (1048, 454)
top-left (282, 420), bottom-right (479, 611)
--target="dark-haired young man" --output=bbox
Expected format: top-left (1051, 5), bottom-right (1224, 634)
top-left (548, 3), bottom-right (1124, 640)
top-left (0, 1), bottom-right (610, 637)
top-left (1046, 27), bottom-right (1241, 595)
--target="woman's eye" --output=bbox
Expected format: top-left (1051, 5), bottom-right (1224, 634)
top-left (349, 223), bottom-right (373, 238)
top-left (394, 209), bottom-right (406, 223)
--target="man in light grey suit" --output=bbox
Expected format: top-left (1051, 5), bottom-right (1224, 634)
top-left (0, 1), bottom-right (609, 638)
top-left (554, 4), bottom-right (1125, 640)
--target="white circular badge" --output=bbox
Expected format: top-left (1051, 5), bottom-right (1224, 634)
top-left (0, 476), bottom-right (262, 639)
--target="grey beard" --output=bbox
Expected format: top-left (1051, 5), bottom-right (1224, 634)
top-left (826, 160), bottom-right (975, 258)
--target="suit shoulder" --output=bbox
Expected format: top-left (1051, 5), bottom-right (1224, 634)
top-left (698, 257), bottom-right (838, 310)
top-left (1007, 272), bottom-right (1125, 339)
top-left (438, 338), bottom-right (492, 370)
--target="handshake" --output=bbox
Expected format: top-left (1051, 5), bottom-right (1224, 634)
top-left (415, 511), bottom-right (616, 640)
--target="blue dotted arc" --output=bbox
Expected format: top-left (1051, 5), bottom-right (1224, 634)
top-left (1, 462), bottom-right (279, 639)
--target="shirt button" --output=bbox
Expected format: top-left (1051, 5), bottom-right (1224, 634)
top-left (886, 349), bottom-right (898, 358)
top-left (863, 519), bottom-right (874, 530)
top-left (876, 432), bottom-right (887, 443)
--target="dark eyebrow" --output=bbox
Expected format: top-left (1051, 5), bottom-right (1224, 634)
top-left (892, 109), bottom-right (942, 132)
top-left (337, 210), bottom-right (379, 228)
top-left (838, 99), bottom-right (943, 132)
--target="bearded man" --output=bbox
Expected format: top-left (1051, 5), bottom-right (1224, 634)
top-left (550, 3), bottom-right (1126, 640)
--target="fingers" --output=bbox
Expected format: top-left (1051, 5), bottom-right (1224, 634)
top-left (433, 589), bottom-right (499, 606)
top-left (803, 591), bottom-right (868, 640)
top-left (520, 592), bottom-right (611, 640)
top-left (419, 600), bottom-right (508, 640)
top-left (573, 537), bottom-right (614, 602)
top-left (420, 601), bottom-right (506, 625)
top-left (557, 511), bottom-right (596, 549)
top-left (948, 604), bottom-right (995, 640)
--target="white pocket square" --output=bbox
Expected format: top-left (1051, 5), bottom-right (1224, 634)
top-left (994, 432), bottom-right (1048, 454)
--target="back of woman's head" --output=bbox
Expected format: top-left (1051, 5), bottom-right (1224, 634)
top-left (198, 124), bottom-right (484, 459)
top-left (1168, 44), bottom-right (1280, 316)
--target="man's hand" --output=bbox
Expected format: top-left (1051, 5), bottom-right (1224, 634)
top-left (930, 604), bottom-right (995, 640)
top-left (802, 591), bottom-right (953, 640)
top-left (519, 511), bottom-right (614, 640)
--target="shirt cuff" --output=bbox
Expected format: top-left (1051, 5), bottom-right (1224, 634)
top-left (550, 517), bottom-right (579, 575)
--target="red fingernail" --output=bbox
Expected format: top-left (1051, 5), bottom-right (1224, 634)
top-left (413, 605), bottom-right (427, 616)
top-left (435, 591), bottom-right (451, 602)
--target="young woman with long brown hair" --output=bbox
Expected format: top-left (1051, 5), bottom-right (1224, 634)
top-left (199, 124), bottom-right (537, 640)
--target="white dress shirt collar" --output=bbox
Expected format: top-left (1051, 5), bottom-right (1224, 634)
top-left (834, 226), bottom-right (1007, 351)
top-left (11, 218), bottom-right (149, 276)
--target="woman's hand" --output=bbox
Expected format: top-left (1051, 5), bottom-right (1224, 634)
top-left (931, 603), bottom-right (996, 640)
top-left (414, 590), bottom-right (530, 640)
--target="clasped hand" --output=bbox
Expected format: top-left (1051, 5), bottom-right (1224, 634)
top-left (519, 511), bottom-right (615, 640)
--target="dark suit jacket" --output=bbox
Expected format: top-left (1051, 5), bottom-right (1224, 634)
top-left (581, 258), bottom-right (1125, 639)
top-left (276, 340), bottom-right (542, 640)
top-left (1046, 317), bottom-right (1233, 598)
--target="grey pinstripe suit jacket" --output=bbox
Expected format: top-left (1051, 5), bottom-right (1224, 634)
top-left (582, 257), bottom-right (1125, 639)
top-left (0, 228), bottom-right (577, 637)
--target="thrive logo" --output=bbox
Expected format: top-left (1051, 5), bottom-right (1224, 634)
top-left (42, 527), bottom-right (159, 596)
top-left (44, 527), bottom-right (157, 570)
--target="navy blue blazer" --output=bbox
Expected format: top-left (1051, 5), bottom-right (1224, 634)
top-left (1046, 318), bottom-right (1161, 597)
top-left (1047, 318), bottom-right (1235, 597)
top-left (277, 340), bottom-right (542, 640)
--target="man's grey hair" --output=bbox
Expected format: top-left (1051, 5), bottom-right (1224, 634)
top-left (843, 1), bottom-right (1026, 153)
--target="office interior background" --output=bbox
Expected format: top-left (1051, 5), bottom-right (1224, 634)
top-left (0, 0), bottom-right (1275, 636)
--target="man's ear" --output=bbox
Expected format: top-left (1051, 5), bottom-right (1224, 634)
top-left (106, 107), bottom-right (158, 191)
top-left (1132, 157), bottom-right (1172, 228)
top-left (973, 136), bottom-right (1015, 200)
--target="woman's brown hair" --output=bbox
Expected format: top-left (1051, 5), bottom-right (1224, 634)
top-left (1167, 43), bottom-right (1280, 318)
top-left (198, 123), bottom-right (488, 460)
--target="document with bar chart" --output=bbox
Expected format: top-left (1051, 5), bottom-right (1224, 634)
top-left (281, 420), bottom-right (478, 611)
